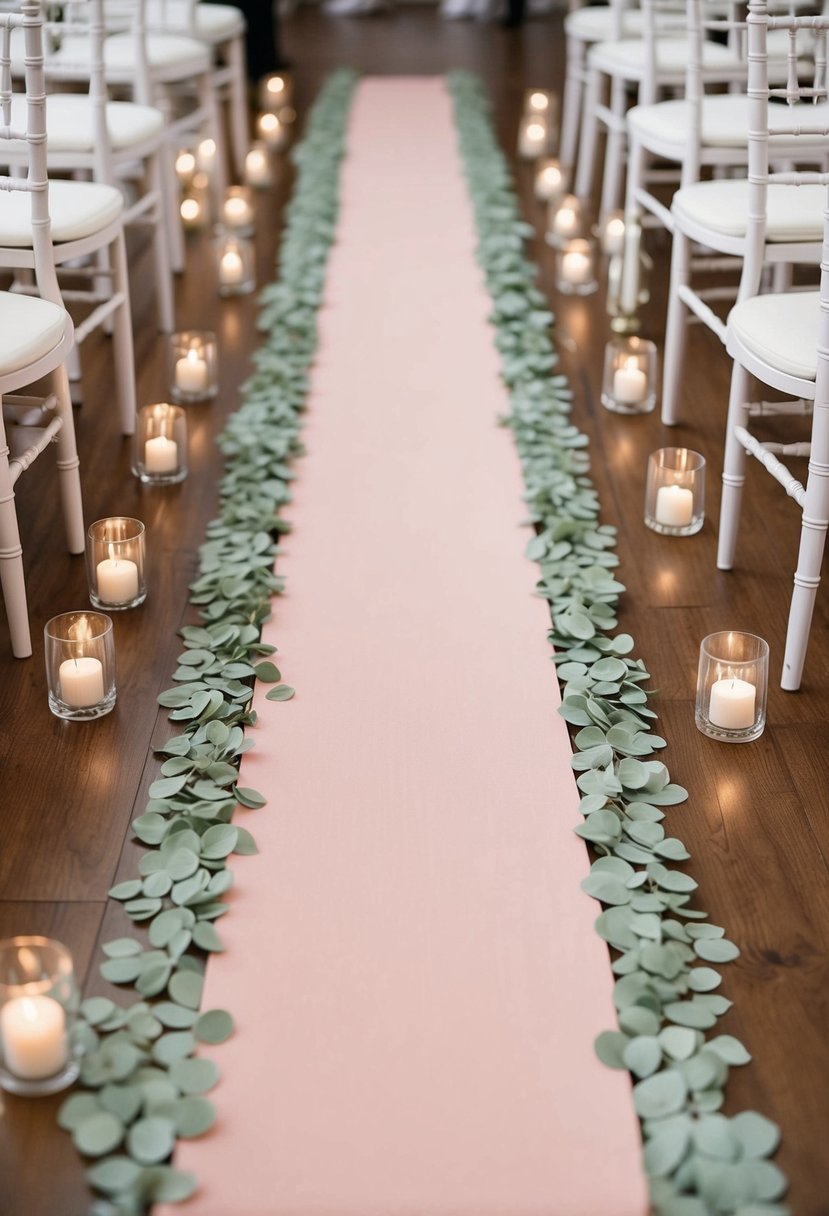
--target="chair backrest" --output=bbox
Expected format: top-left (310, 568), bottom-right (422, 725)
top-left (638, 0), bottom-right (743, 107)
top-left (740, 0), bottom-right (829, 299)
top-left (0, 0), bottom-right (61, 303)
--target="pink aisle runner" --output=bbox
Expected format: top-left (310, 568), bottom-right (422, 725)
top-left (172, 78), bottom-right (647, 1216)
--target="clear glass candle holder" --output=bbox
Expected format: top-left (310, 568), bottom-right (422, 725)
top-left (645, 447), bottom-right (705, 536)
top-left (132, 403), bottom-right (188, 484)
top-left (221, 186), bottom-right (255, 236)
top-left (517, 114), bottom-right (551, 160)
top-left (244, 142), bottom-right (273, 189)
top-left (174, 147), bottom-right (196, 187)
top-left (259, 71), bottom-right (293, 110)
top-left (547, 193), bottom-right (587, 247)
top-left (86, 517), bottom-right (146, 610)
top-left (168, 330), bottom-right (219, 403)
top-left (555, 237), bottom-right (598, 296)
top-left (534, 158), bottom-right (568, 204)
top-left (601, 336), bottom-right (657, 414)
top-left (0, 937), bottom-right (81, 1095)
top-left (44, 611), bottom-right (116, 720)
top-left (257, 110), bottom-right (289, 151)
top-left (217, 235), bottom-right (255, 297)
top-left (695, 631), bottom-right (769, 743)
top-left (523, 88), bottom-right (558, 126)
top-left (196, 136), bottom-right (218, 177)
top-left (600, 209), bottom-right (626, 256)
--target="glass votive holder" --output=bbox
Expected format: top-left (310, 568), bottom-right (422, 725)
top-left (180, 192), bottom-right (208, 232)
top-left (174, 147), bottom-right (196, 187)
top-left (0, 937), bottom-right (80, 1095)
top-left (695, 631), bottom-right (769, 743)
top-left (524, 88), bottom-right (558, 125)
top-left (196, 136), bottom-right (218, 176)
top-left (259, 71), bottom-right (293, 110)
top-left (257, 110), bottom-right (288, 151)
top-left (644, 447), bottom-right (705, 536)
top-left (244, 142), bottom-right (273, 189)
top-left (534, 157), bottom-right (568, 204)
top-left (217, 234), bottom-right (255, 297)
top-left (600, 209), bottom-right (626, 256)
top-left (168, 330), bottom-right (219, 403)
top-left (221, 185), bottom-right (255, 236)
top-left (555, 237), bottom-right (598, 296)
top-left (86, 518), bottom-right (146, 610)
top-left (44, 611), bottom-right (116, 720)
top-left (547, 193), bottom-right (587, 247)
top-left (601, 336), bottom-right (657, 415)
top-left (132, 403), bottom-right (188, 485)
top-left (517, 115), bottom-right (551, 160)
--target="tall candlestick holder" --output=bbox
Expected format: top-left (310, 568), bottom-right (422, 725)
top-left (0, 937), bottom-right (80, 1095)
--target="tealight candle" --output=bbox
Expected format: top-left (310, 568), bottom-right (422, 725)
top-left (549, 194), bottom-right (583, 245)
top-left (654, 484), bottom-right (694, 528)
top-left (144, 434), bottom-right (179, 474)
top-left (613, 357), bottom-right (648, 406)
top-left (95, 553), bottom-right (139, 606)
top-left (556, 238), bottom-right (597, 295)
top-left (260, 72), bottom-right (293, 109)
top-left (525, 89), bottom-right (555, 115)
top-left (518, 116), bottom-right (549, 160)
top-left (175, 348), bottom-right (209, 395)
top-left (180, 195), bottom-right (205, 230)
top-left (59, 655), bottom-right (104, 708)
top-left (174, 149), bottom-right (196, 185)
top-left (219, 247), bottom-right (244, 286)
top-left (245, 144), bottom-right (272, 188)
top-left (601, 212), bottom-right (626, 256)
top-left (0, 996), bottom-right (68, 1081)
top-left (708, 677), bottom-right (756, 730)
top-left (534, 158), bottom-right (566, 203)
top-left (258, 111), bottom-right (287, 150)
top-left (196, 137), bottom-right (217, 174)
top-left (222, 188), bottom-right (254, 233)
top-left (561, 247), bottom-right (592, 285)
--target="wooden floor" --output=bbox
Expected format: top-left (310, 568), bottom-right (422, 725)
top-left (0, 9), bottom-right (827, 1215)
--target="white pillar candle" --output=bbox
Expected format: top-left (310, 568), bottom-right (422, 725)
top-left (561, 249), bottom-right (593, 286)
top-left (175, 348), bottom-right (209, 395)
top-left (58, 656), bottom-right (104, 708)
top-left (613, 359), bottom-right (648, 406)
top-left (518, 118), bottom-right (548, 160)
top-left (245, 148), bottom-right (271, 187)
top-left (708, 677), bottom-right (756, 730)
top-left (552, 201), bottom-right (579, 241)
top-left (96, 557), bottom-right (138, 605)
top-left (219, 248), bottom-right (245, 286)
top-left (602, 215), bottom-right (626, 256)
top-left (144, 435), bottom-right (179, 474)
top-left (0, 996), bottom-right (68, 1080)
top-left (223, 194), bottom-right (254, 230)
top-left (654, 483), bottom-right (694, 527)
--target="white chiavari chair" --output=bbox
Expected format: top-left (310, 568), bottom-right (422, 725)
top-left (718, 0), bottom-right (829, 690)
top-left (0, 0), bottom-right (84, 658)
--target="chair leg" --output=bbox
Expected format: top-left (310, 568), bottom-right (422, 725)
top-left (574, 65), bottom-right (602, 202)
top-left (0, 404), bottom-right (32, 658)
top-left (147, 151), bottom-right (175, 333)
top-left (226, 36), bottom-right (249, 179)
top-left (661, 228), bottom-right (691, 425)
top-left (782, 399), bottom-right (829, 690)
top-left (560, 40), bottom-right (586, 171)
top-left (717, 361), bottom-right (752, 570)
top-left (599, 74), bottom-right (627, 220)
top-left (111, 230), bottom-right (138, 436)
top-left (49, 365), bottom-right (85, 557)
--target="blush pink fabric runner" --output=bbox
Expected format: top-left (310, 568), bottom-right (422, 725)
top-left (168, 78), bottom-right (647, 1216)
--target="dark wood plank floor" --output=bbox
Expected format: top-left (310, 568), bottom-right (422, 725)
top-left (1, 8), bottom-right (827, 1214)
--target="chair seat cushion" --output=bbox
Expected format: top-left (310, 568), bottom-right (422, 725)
top-left (564, 5), bottom-right (645, 41)
top-left (0, 292), bottom-right (68, 376)
top-left (728, 291), bottom-right (820, 381)
top-left (0, 182), bottom-right (124, 248)
top-left (7, 94), bottom-right (164, 154)
top-left (51, 32), bottom-right (211, 78)
top-left (588, 36), bottom-right (740, 77)
top-left (628, 95), bottom-right (829, 151)
top-left (673, 179), bottom-right (826, 242)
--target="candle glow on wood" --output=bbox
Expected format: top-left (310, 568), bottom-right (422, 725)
top-left (0, 995), bottom-right (68, 1080)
